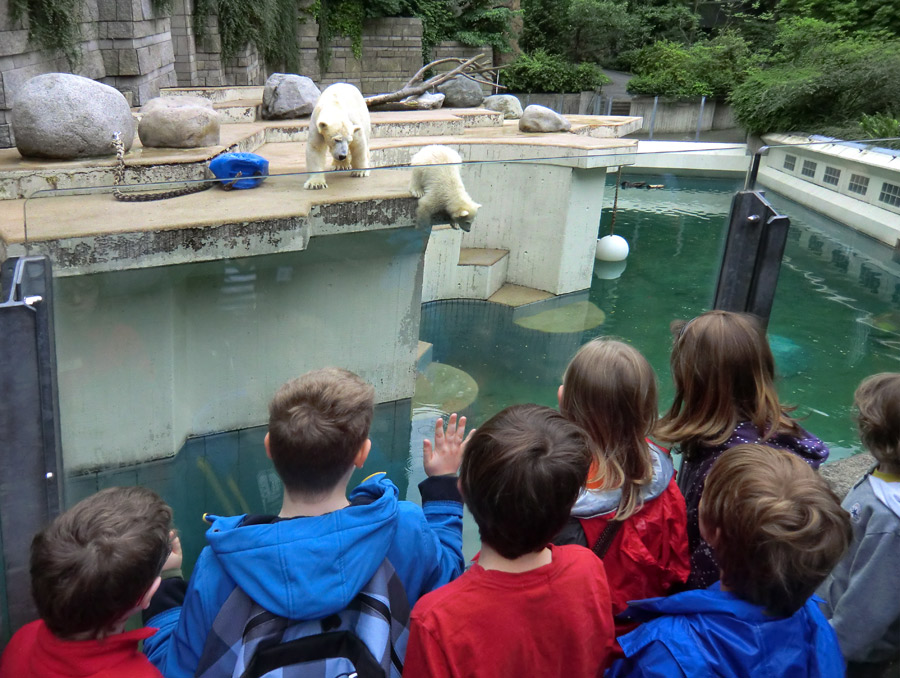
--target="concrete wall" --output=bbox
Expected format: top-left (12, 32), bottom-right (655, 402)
top-left (511, 91), bottom-right (599, 115)
top-left (54, 225), bottom-right (428, 471)
top-left (629, 97), bottom-right (736, 134)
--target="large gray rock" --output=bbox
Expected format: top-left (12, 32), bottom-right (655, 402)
top-left (483, 94), bottom-right (523, 119)
top-left (819, 453), bottom-right (876, 499)
top-left (12, 73), bottom-right (135, 159)
top-left (437, 76), bottom-right (484, 108)
top-left (262, 73), bottom-right (320, 120)
top-left (518, 104), bottom-right (572, 133)
top-left (138, 98), bottom-right (220, 148)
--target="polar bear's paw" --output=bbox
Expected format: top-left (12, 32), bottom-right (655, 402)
top-left (334, 159), bottom-right (352, 171)
top-left (304, 177), bottom-right (328, 190)
top-left (350, 169), bottom-right (370, 178)
top-left (409, 186), bottom-right (425, 198)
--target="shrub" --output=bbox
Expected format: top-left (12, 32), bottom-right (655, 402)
top-left (626, 33), bottom-right (751, 100)
top-left (730, 24), bottom-right (900, 135)
top-left (501, 50), bottom-right (610, 93)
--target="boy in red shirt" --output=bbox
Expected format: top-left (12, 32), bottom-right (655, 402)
top-left (0, 486), bottom-right (176, 678)
top-left (403, 404), bottom-right (616, 678)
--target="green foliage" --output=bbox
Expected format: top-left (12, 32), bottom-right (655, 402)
top-left (316, 0), bottom-right (366, 65)
top-left (777, 0), bottom-right (900, 38)
top-left (454, 0), bottom-right (517, 52)
top-left (627, 33), bottom-right (751, 99)
top-left (151, 0), bottom-right (173, 15)
top-left (566, 0), bottom-right (644, 65)
top-left (859, 112), bottom-right (900, 143)
top-left (730, 20), bottom-right (900, 135)
top-left (501, 49), bottom-right (610, 92)
top-left (10, 0), bottom-right (83, 68)
top-left (193, 0), bottom-right (301, 70)
top-left (521, 0), bottom-right (572, 54)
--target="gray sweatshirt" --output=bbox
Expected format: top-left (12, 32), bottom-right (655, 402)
top-left (818, 470), bottom-right (900, 664)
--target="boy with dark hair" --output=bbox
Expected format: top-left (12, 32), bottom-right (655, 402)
top-left (403, 404), bottom-right (616, 678)
top-left (819, 373), bottom-right (900, 676)
top-left (0, 486), bottom-right (175, 678)
top-left (144, 367), bottom-right (467, 678)
top-left (606, 444), bottom-right (851, 678)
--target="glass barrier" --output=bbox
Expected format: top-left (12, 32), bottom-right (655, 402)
top-left (7, 136), bottom-right (900, 577)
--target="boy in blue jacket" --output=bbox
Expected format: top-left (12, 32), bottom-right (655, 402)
top-left (143, 367), bottom-right (468, 678)
top-left (606, 444), bottom-right (851, 678)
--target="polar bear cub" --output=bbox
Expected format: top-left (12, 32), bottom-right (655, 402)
top-left (304, 83), bottom-right (371, 190)
top-left (409, 145), bottom-right (481, 232)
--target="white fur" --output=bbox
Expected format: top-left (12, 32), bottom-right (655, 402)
top-left (304, 83), bottom-right (371, 190)
top-left (409, 145), bottom-right (481, 231)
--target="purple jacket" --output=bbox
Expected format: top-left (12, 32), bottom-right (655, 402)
top-left (676, 421), bottom-right (829, 589)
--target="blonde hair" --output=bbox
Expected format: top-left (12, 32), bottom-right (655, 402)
top-left (855, 372), bottom-right (900, 471)
top-left (560, 338), bottom-right (657, 521)
top-left (701, 444), bottom-right (850, 617)
top-left (656, 310), bottom-right (801, 458)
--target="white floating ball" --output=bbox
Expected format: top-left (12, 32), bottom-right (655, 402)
top-left (594, 259), bottom-right (627, 280)
top-left (595, 234), bottom-right (630, 261)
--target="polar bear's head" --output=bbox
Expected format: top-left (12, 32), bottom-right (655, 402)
top-left (316, 113), bottom-right (360, 163)
top-left (451, 197), bottom-right (481, 233)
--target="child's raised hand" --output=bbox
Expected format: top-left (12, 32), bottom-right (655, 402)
top-left (423, 413), bottom-right (475, 477)
top-left (162, 530), bottom-right (183, 574)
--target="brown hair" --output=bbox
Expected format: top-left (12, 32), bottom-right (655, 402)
top-left (656, 310), bottom-right (801, 458)
top-left (560, 338), bottom-right (656, 520)
top-left (701, 444), bottom-right (850, 617)
top-left (460, 404), bottom-right (593, 559)
top-left (31, 486), bottom-right (172, 638)
top-left (268, 368), bottom-right (375, 496)
top-left (855, 372), bottom-right (900, 472)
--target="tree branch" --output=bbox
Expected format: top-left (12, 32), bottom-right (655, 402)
top-left (365, 54), bottom-right (502, 109)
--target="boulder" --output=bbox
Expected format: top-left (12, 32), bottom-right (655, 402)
top-left (482, 94), bottom-right (523, 119)
top-left (518, 104), bottom-right (572, 133)
top-left (411, 92), bottom-right (445, 109)
top-left (437, 76), bottom-right (484, 108)
top-left (12, 73), bottom-right (135, 159)
top-left (261, 73), bottom-right (321, 120)
top-left (138, 99), bottom-right (220, 148)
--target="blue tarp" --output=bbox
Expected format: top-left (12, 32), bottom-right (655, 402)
top-left (208, 153), bottom-right (269, 189)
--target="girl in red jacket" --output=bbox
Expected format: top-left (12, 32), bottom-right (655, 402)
top-left (554, 338), bottom-right (690, 640)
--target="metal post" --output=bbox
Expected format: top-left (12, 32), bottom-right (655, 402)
top-left (648, 95), bottom-right (659, 140)
top-left (713, 191), bottom-right (791, 326)
top-left (0, 256), bottom-right (63, 634)
top-left (606, 97), bottom-right (613, 116)
top-left (744, 145), bottom-right (770, 191)
top-left (695, 96), bottom-right (706, 142)
top-left (593, 93), bottom-right (601, 116)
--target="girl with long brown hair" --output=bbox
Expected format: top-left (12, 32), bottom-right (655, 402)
top-left (554, 338), bottom-right (690, 639)
top-left (657, 310), bottom-right (829, 590)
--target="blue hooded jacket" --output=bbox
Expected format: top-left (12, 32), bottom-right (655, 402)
top-left (605, 584), bottom-right (844, 678)
top-left (143, 473), bottom-right (464, 678)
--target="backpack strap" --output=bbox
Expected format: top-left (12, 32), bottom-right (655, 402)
top-left (591, 519), bottom-right (624, 559)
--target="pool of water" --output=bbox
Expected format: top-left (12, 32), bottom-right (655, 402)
top-left (418, 174), bottom-right (900, 462)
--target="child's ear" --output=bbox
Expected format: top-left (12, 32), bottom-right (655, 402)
top-left (557, 384), bottom-right (564, 409)
top-left (140, 576), bottom-right (162, 610)
top-left (264, 432), bottom-right (272, 460)
top-left (354, 438), bottom-right (372, 469)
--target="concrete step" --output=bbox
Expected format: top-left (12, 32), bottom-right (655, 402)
top-left (161, 86), bottom-right (264, 104)
top-left (213, 99), bottom-right (261, 124)
top-left (456, 247), bottom-right (509, 299)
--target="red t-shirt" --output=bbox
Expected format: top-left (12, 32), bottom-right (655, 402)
top-left (0, 620), bottom-right (162, 678)
top-left (403, 544), bottom-right (615, 678)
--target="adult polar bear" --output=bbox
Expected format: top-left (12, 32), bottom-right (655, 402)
top-left (304, 83), bottom-right (371, 190)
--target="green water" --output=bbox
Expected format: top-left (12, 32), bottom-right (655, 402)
top-left (419, 175), bottom-right (900, 461)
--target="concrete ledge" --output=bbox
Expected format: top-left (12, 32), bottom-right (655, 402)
top-left (820, 453), bottom-right (875, 499)
top-left (625, 141), bottom-right (749, 177)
